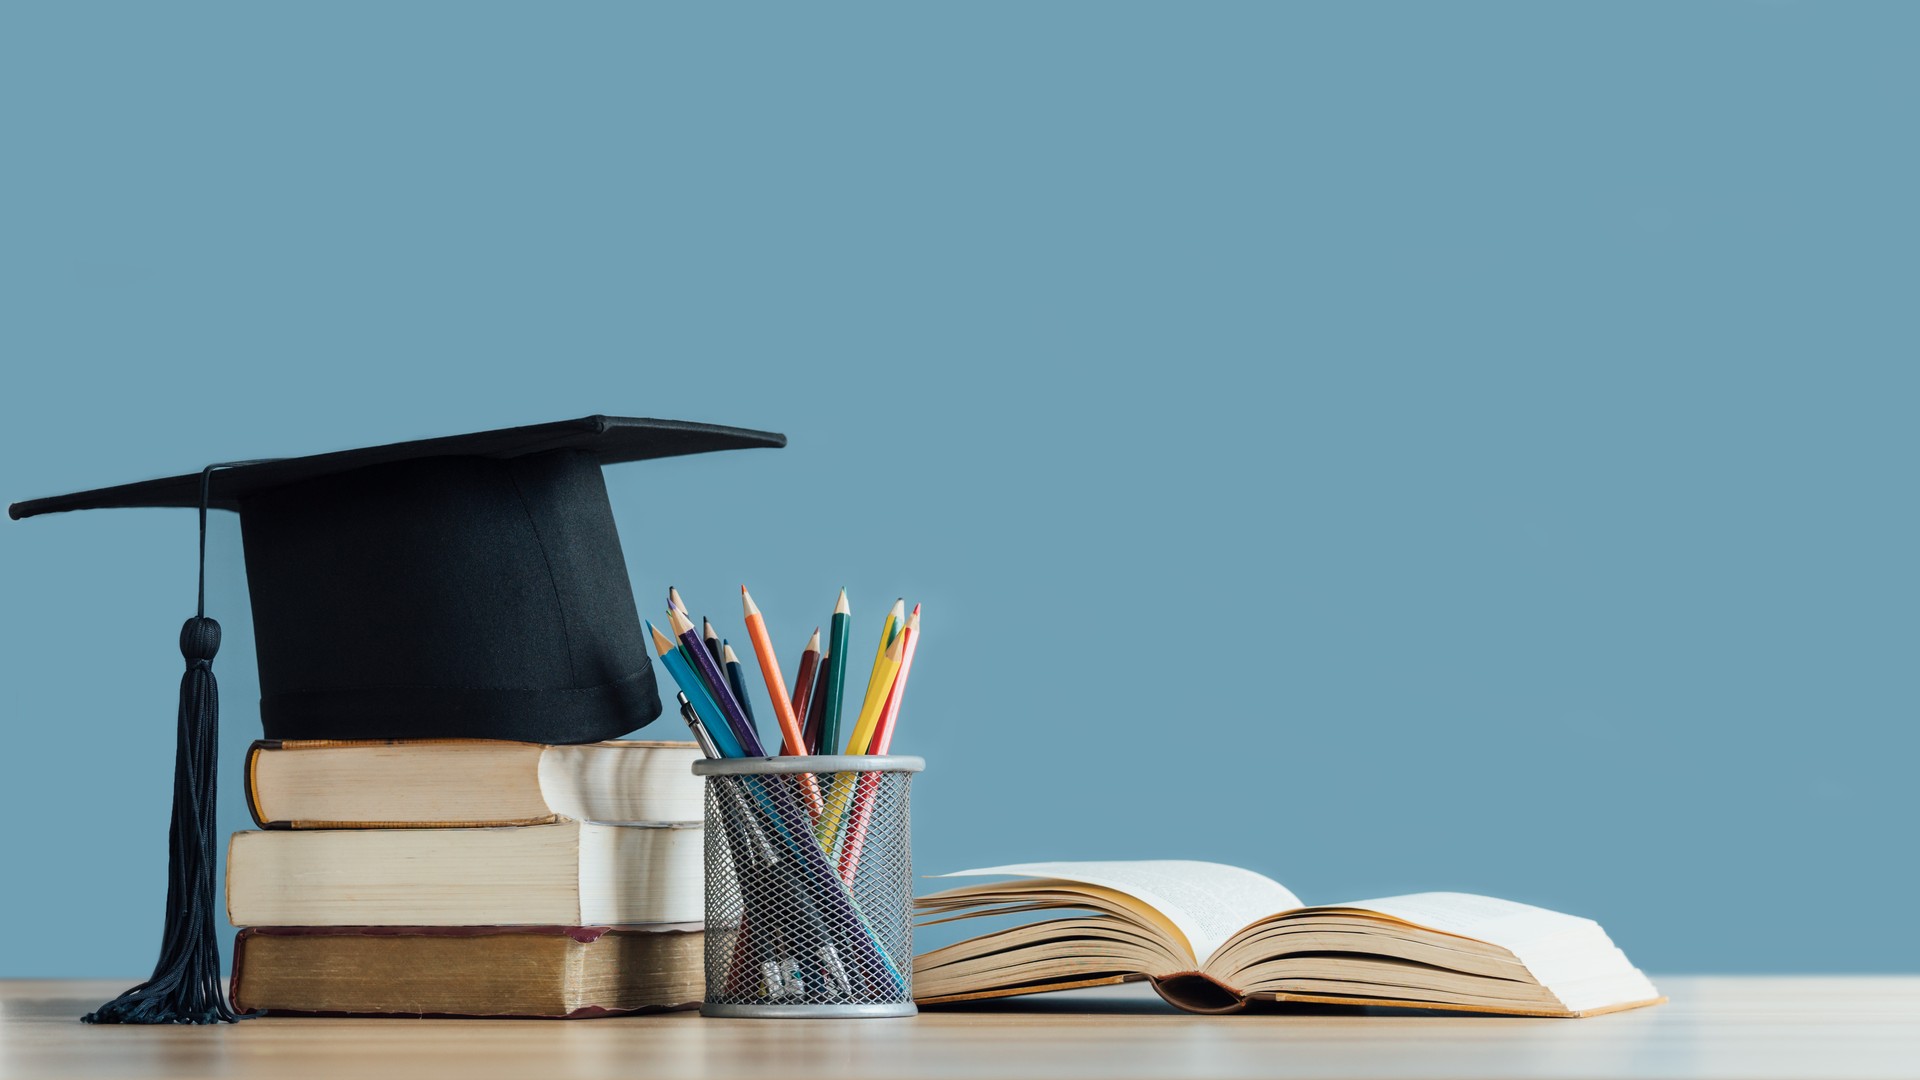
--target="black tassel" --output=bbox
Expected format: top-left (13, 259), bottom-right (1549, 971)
top-left (83, 467), bottom-right (255, 1024)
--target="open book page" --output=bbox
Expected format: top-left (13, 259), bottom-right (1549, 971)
top-left (936, 861), bottom-right (1303, 963)
top-left (1316, 893), bottom-right (1597, 953)
top-left (1312, 893), bottom-right (1659, 1011)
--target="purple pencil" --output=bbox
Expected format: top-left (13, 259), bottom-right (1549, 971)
top-left (669, 607), bottom-right (766, 756)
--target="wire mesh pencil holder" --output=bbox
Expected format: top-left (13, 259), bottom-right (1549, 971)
top-left (694, 755), bottom-right (924, 1018)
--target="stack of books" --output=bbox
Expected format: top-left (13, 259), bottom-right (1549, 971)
top-left (226, 739), bottom-right (708, 1018)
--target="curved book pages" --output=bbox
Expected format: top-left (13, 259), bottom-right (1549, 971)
top-left (914, 861), bottom-right (1663, 1017)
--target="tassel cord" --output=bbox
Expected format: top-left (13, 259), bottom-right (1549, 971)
top-left (83, 463), bottom-right (272, 1025)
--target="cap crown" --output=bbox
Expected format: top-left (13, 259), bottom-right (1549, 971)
top-left (243, 449), bottom-right (656, 742)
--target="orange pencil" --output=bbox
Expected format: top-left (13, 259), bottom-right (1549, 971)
top-left (740, 586), bottom-right (807, 755)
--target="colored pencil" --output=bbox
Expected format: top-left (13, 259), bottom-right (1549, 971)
top-left (665, 590), bottom-right (722, 698)
top-left (789, 627), bottom-right (822, 740)
top-left (850, 599), bottom-right (903, 748)
top-left (648, 620), bottom-right (743, 758)
top-left (703, 617), bottom-right (724, 671)
top-left (818, 625), bottom-right (903, 846)
top-left (741, 588), bottom-right (823, 815)
top-left (842, 622), bottom-right (904, 756)
top-left (803, 643), bottom-right (830, 754)
top-left (670, 607), bottom-right (766, 757)
top-left (723, 641), bottom-right (758, 729)
top-left (819, 589), bottom-right (852, 760)
top-left (741, 588), bottom-right (808, 756)
top-left (866, 604), bottom-right (920, 755)
top-left (838, 605), bottom-right (921, 882)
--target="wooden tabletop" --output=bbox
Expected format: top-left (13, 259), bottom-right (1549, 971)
top-left (3, 977), bottom-right (1916, 1080)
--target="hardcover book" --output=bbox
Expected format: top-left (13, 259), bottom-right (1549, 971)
top-left (231, 925), bottom-right (704, 1018)
top-left (244, 738), bottom-right (703, 828)
top-left (226, 820), bottom-right (704, 927)
top-left (915, 861), bottom-right (1662, 1017)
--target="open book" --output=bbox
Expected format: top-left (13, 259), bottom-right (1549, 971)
top-left (915, 861), bottom-right (1662, 1017)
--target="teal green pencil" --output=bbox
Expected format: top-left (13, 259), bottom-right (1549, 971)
top-left (819, 589), bottom-right (852, 757)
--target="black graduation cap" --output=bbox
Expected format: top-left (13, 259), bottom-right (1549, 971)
top-left (9, 414), bottom-right (784, 1024)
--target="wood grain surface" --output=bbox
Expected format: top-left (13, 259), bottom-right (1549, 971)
top-left (2, 976), bottom-right (1915, 1080)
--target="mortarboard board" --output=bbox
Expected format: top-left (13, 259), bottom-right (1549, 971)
top-left (9, 414), bottom-right (784, 1024)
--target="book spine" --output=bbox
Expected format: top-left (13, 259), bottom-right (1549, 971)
top-left (1147, 972), bottom-right (1252, 1015)
top-left (243, 741), bottom-right (277, 829)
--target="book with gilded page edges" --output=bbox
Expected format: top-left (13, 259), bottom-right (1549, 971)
top-left (915, 861), bottom-right (1663, 1017)
top-left (245, 739), bottom-right (703, 828)
top-left (231, 925), bottom-right (703, 1018)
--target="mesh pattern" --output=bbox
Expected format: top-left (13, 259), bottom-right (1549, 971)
top-left (703, 769), bottom-right (914, 1008)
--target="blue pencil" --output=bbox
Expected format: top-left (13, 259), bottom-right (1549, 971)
top-left (649, 621), bottom-right (744, 757)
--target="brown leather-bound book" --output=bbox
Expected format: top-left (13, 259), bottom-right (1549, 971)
top-left (914, 862), bottom-right (1665, 1018)
top-left (230, 926), bottom-right (703, 1018)
top-left (244, 739), bottom-right (702, 829)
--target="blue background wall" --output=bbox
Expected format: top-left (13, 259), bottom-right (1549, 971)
top-left (3, 3), bottom-right (1915, 977)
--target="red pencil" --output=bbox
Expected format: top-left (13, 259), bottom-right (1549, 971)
top-left (790, 627), bottom-right (822, 738)
top-left (801, 638), bottom-right (830, 754)
top-left (839, 604), bottom-right (920, 882)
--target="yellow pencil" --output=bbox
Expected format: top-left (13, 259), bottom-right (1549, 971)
top-left (849, 599), bottom-right (903, 749)
top-left (819, 628), bottom-right (905, 846)
top-left (842, 624), bottom-right (904, 756)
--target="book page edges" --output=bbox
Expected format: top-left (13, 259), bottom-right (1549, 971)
top-left (916, 973), bottom-right (1140, 1005)
top-left (916, 973), bottom-right (1667, 1018)
top-left (248, 739), bottom-right (700, 828)
top-left (265, 815), bottom-right (563, 830)
top-left (1253, 990), bottom-right (1668, 1018)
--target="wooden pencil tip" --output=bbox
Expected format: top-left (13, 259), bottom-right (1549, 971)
top-left (646, 621), bottom-right (674, 654)
top-left (723, 642), bottom-right (741, 663)
top-left (835, 589), bottom-right (850, 614)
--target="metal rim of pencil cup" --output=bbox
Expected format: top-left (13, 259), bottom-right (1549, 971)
top-left (692, 755), bottom-right (925, 777)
